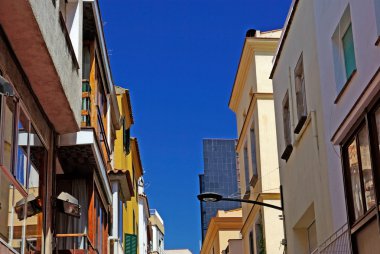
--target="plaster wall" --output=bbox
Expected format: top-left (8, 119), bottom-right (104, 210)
top-left (313, 0), bottom-right (380, 230)
top-left (256, 100), bottom-right (279, 193)
top-left (218, 231), bottom-right (240, 253)
top-left (263, 200), bottom-right (284, 253)
top-left (271, 0), bottom-right (345, 252)
top-left (234, 34), bottom-right (283, 253)
top-left (255, 53), bottom-right (275, 94)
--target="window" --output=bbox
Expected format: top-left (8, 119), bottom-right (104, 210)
top-left (243, 144), bottom-right (250, 195)
top-left (255, 214), bottom-right (265, 254)
top-left (125, 234), bottom-right (137, 254)
top-left (332, 6), bottom-right (356, 94)
top-left (342, 24), bottom-right (357, 78)
top-left (307, 221), bottom-right (317, 253)
top-left (345, 125), bottom-right (375, 221)
top-left (341, 101), bottom-right (380, 252)
top-left (250, 128), bottom-right (258, 183)
top-left (123, 118), bottom-right (130, 154)
top-left (0, 92), bottom-right (47, 253)
top-left (118, 199), bottom-right (123, 241)
top-left (249, 231), bottom-right (254, 254)
top-left (294, 55), bottom-right (307, 133)
top-left (345, 125), bottom-right (376, 220)
top-left (281, 91), bottom-right (293, 161)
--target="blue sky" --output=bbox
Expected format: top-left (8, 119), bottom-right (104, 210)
top-left (99, 1), bottom-right (291, 252)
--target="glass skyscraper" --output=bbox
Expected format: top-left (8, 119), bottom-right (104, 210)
top-left (199, 139), bottom-right (241, 241)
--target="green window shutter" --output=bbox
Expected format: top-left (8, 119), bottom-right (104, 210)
top-left (125, 234), bottom-right (137, 254)
top-left (342, 24), bottom-right (356, 78)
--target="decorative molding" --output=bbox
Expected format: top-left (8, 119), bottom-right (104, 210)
top-left (229, 38), bottom-right (279, 112)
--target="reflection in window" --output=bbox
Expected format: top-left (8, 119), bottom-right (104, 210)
top-left (358, 127), bottom-right (375, 210)
top-left (0, 169), bottom-right (25, 252)
top-left (348, 139), bottom-right (364, 219)
top-left (375, 108), bottom-right (380, 156)
top-left (3, 97), bottom-right (15, 170)
top-left (15, 109), bottom-right (29, 187)
top-left (25, 126), bottom-right (46, 253)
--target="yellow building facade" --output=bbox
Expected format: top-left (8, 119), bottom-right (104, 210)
top-left (113, 87), bottom-right (144, 253)
top-left (229, 29), bottom-right (284, 253)
top-left (200, 209), bottom-right (243, 254)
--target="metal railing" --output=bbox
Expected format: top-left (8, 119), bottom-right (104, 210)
top-left (55, 233), bottom-right (99, 254)
top-left (318, 224), bottom-right (351, 253)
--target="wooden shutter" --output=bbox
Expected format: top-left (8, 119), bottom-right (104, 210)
top-left (125, 234), bottom-right (137, 254)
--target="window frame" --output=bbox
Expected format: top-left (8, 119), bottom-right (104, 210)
top-left (0, 88), bottom-right (47, 253)
top-left (250, 128), bottom-right (258, 189)
top-left (281, 91), bottom-right (293, 161)
top-left (294, 54), bottom-right (308, 134)
top-left (341, 100), bottom-right (380, 240)
top-left (243, 143), bottom-right (250, 196)
top-left (332, 5), bottom-right (357, 102)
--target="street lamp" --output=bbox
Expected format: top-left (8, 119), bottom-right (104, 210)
top-left (197, 192), bottom-right (283, 211)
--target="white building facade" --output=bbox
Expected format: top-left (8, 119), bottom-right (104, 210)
top-left (271, 0), bottom-right (380, 253)
top-left (150, 209), bottom-right (165, 254)
top-left (229, 29), bottom-right (285, 254)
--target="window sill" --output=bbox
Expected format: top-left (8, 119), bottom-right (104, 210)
top-left (294, 112), bottom-right (312, 146)
top-left (281, 144), bottom-right (293, 162)
top-left (350, 206), bottom-right (377, 234)
top-left (250, 175), bottom-right (258, 188)
top-left (334, 69), bottom-right (357, 104)
top-left (294, 115), bottom-right (307, 134)
top-left (243, 189), bottom-right (251, 200)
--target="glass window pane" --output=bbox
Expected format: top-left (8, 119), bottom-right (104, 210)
top-left (3, 97), bottom-right (16, 171)
top-left (358, 127), bottom-right (375, 210)
top-left (342, 24), bottom-right (357, 78)
top-left (348, 139), bottom-right (364, 219)
top-left (244, 146), bottom-right (250, 192)
top-left (15, 109), bottom-right (29, 187)
top-left (25, 126), bottom-right (46, 253)
top-left (375, 107), bottom-right (380, 153)
top-left (0, 169), bottom-right (26, 252)
top-left (250, 129), bottom-right (257, 177)
top-left (255, 215), bottom-right (265, 254)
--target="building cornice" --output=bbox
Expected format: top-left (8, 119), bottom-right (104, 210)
top-left (229, 38), bottom-right (279, 112)
top-left (236, 93), bottom-right (274, 152)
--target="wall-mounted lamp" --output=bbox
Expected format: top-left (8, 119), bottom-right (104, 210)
top-left (55, 192), bottom-right (81, 218)
top-left (14, 194), bottom-right (43, 220)
top-left (0, 75), bottom-right (14, 97)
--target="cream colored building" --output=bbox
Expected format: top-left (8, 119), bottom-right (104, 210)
top-left (200, 209), bottom-right (243, 254)
top-left (271, 0), bottom-right (380, 253)
top-left (229, 29), bottom-right (284, 254)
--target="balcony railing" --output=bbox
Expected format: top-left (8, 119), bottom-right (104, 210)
top-left (81, 80), bottom-right (91, 127)
top-left (55, 233), bottom-right (99, 254)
